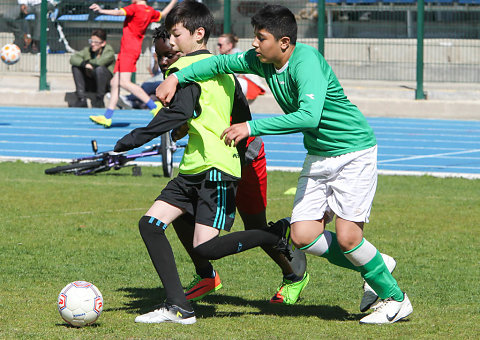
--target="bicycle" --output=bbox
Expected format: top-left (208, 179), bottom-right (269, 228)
top-left (45, 131), bottom-right (184, 177)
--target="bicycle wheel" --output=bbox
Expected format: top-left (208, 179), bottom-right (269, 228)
top-left (45, 160), bottom-right (104, 175)
top-left (161, 132), bottom-right (174, 178)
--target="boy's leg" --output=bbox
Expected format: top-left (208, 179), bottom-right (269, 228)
top-left (107, 72), bottom-right (120, 110)
top-left (71, 66), bottom-right (88, 107)
top-left (192, 222), bottom-right (282, 260)
top-left (119, 73), bottom-right (158, 111)
top-left (135, 200), bottom-right (196, 324)
top-left (92, 66), bottom-right (112, 108)
top-left (90, 72), bottom-right (118, 127)
top-left (172, 215), bottom-right (222, 302)
top-left (336, 217), bottom-right (412, 324)
top-left (240, 209), bottom-right (309, 305)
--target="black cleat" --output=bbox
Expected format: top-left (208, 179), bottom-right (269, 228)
top-left (268, 217), bottom-right (294, 261)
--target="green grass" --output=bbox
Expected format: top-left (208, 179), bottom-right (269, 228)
top-left (1, 161), bottom-right (479, 339)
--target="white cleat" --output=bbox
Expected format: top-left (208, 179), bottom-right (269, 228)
top-left (360, 253), bottom-right (397, 312)
top-left (135, 303), bottom-right (196, 324)
top-left (359, 293), bottom-right (413, 324)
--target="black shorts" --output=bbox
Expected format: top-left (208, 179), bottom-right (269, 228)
top-left (157, 173), bottom-right (238, 231)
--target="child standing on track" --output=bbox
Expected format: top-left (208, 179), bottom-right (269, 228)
top-left (88, 0), bottom-right (177, 128)
top-left (156, 4), bottom-right (413, 325)
top-left (114, 1), bottom-right (292, 324)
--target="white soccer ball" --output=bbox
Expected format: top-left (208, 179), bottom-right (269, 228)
top-left (0, 44), bottom-right (21, 65)
top-left (57, 281), bottom-right (103, 327)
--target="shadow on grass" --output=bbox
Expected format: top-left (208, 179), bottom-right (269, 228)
top-left (110, 122), bottom-right (130, 128)
top-left (113, 287), bottom-right (364, 321)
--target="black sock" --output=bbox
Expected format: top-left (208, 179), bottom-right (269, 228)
top-left (284, 273), bottom-right (302, 283)
top-left (138, 216), bottom-right (192, 312)
top-left (196, 263), bottom-right (215, 279)
top-left (194, 229), bottom-right (280, 260)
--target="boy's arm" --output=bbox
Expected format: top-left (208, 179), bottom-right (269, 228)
top-left (114, 84), bottom-right (200, 152)
top-left (159, 0), bottom-right (178, 19)
top-left (248, 59), bottom-right (328, 136)
top-left (89, 3), bottom-right (124, 16)
top-left (222, 53), bottom-right (329, 146)
top-left (157, 50), bottom-right (262, 105)
top-left (230, 76), bottom-right (252, 166)
top-left (89, 44), bottom-right (115, 68)
top-left (69, 47), bottom-right (90, 66)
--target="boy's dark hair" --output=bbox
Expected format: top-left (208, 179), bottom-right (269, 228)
top-left (251, 5), bottom-right (297, 44)
top-left (91, 29), bottom-right (107, 42)
top-left (153, 25), bottom-right (169, 44)
top-left (164, 0), bottom-right (214, 43)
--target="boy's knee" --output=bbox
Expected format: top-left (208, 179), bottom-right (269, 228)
top-left (139, 215), bottom-right (166, 238)
top-left (193, 238), bottom-right (220, 260)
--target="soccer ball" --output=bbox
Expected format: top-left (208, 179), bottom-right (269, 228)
top-left (57, 281), bottom-right (103, 327)
top-left (1, 44), bottom-right (21, 65)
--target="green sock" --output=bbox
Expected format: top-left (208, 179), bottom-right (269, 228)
top-left (300, 230), bottom-right (359, 272)
top-left (344, 239), bottom-right (403, 301)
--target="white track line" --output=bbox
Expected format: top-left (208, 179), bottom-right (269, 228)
top-left (379, 148), bottom-right (480, 164)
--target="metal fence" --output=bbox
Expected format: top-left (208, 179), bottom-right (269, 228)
top-left (0, 0), bottom-right (479, 84)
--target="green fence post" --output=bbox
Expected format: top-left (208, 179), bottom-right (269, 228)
top-left (416, 0), bottom-right (425, 100)
top-left (317, 0), bottom-right (325, 55)
top-left (224, 0), bottom-right (231, 34)
top-left (39, 0), bottom-right (49, 91)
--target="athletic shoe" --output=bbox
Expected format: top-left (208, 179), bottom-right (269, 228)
top-left (270, 272), bottom-right (310, 305)
top-left (134, 303), bottom-right (196, 324)
top-left (359, 293), bottom-right (413, 324)
top-left (150, 101), bottom-right (163, 117)
top-left (360, 253), bottom-right (397, 312)
top-left (268, 217), bottom-right (293, 261)
top-left (89, 115), bottom-right (112, 128)
top-left (185, 270), bottom-right (222, 301)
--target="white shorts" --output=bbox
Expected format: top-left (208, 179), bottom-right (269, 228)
top-left (291, 145), bottom-right (377, 224)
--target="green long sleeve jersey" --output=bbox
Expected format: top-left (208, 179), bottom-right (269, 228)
top-left (175, 43), bottom-right (376, 157)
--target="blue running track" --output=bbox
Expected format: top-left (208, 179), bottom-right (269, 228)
top-left (0, 107), bottom-right (479, 178)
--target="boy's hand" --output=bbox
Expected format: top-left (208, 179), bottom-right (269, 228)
top-left (221, 123), bottom-right (249, 147)
top-left (156, 75), bottom-right (179, 107)
top-left (89, 4), bottom-right (101, 12)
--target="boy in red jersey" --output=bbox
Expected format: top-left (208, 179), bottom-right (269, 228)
top-left (88, 0), bottom-right (177, 128)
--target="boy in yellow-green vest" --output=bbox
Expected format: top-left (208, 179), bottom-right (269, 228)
top-left (114, 1), bottom-right (288, 324)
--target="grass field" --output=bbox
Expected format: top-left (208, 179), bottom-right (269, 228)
top-left (1, 161), bottom-right (479, 339)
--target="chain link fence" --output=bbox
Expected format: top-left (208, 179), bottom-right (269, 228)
top-left (0, 0), bottom-right (479, 82)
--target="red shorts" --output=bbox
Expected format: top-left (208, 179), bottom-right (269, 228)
top-left (113, 52), bottom-right (140, 73)
top-left (236, 141), bottom-right (267, 215)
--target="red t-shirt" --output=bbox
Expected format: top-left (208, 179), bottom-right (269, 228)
top-left (120, 4), bottom-right (161, 57)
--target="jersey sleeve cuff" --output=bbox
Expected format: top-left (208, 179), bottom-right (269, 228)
top-left (246, 121), bottom-right (252, 136)
top-left (173, 72), bottom-right (186, 86)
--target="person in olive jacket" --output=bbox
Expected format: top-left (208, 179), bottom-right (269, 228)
top-left (70, 29), bottom-right (115, 108)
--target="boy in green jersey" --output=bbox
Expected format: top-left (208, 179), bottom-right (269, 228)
top-left (115, 1), bottom-right (294, 325)
top-left (156, 4), bottom-right (413, 325)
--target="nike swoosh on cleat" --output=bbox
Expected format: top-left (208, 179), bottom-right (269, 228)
top-left (387, 312), bottom-right (399, 322)
top-left (186, 285), bottom-right (209, 295)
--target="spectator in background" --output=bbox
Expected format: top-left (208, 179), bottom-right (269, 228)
top-left (217, 33), bottom-right (242, 55)
top-left (69, 29), bottom-right (115, 108)
top-left (17, 0), bottom-right (56, 53)
top-left (217, 33), bottom-right (266, 103)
